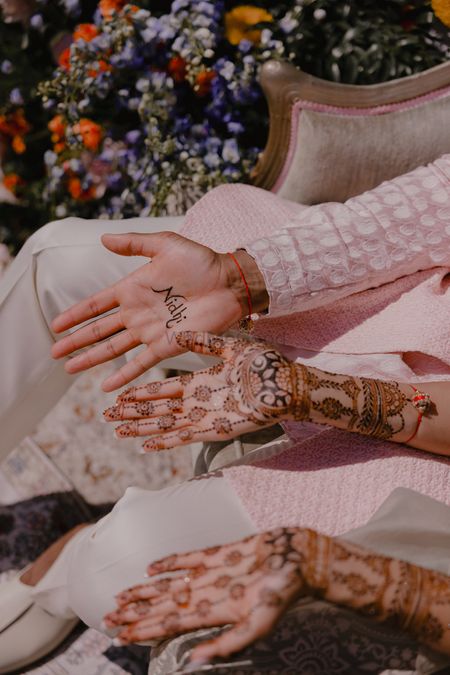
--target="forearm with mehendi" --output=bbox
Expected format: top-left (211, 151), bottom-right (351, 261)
top-left (293, 529), bottom-right (450, 656)
top-left (287, 364), bottom-right (448, 454)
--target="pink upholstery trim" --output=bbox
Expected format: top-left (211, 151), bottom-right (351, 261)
top-left (272, 109), bottom-right (303, 193)
top-left (272, 83), bottom-right (450, 193)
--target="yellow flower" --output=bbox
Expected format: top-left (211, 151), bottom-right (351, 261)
top-left (432, 0), bottom-right (450, 27)
top-left (225, 5), bottom-right (274, 46)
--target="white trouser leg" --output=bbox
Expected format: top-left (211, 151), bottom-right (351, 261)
top-left (30, 474), bottom-right (256, 629)
top-left (0, 215), bottom-right (207, 461)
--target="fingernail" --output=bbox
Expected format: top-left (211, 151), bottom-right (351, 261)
top-left (116, 422), bottom-right (137, 438)
top-left (115, 591), bottom-right (130, 603)
top-left (118, 387), bottom-right (136, 402)
top-left (112, 637), bottom-right (125, 647)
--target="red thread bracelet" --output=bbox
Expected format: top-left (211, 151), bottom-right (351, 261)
top-left (403, 385), bottom-right (431, 444)
top-left (228, 252), bottom-right (253, 318)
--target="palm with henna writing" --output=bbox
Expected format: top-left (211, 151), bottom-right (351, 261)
top-left (103, 331), bottom-right (299, 451)
top-left (51, 232), bottom-right (247, 392)
top-left (104, 528), bottom-right (310, 665)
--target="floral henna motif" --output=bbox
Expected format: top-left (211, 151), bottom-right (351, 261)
top-left (230, 583), bottom-right (245, 600)
top-left (188, 407), bottom-right (207, 422)
top-left (312, 397), bottom-right (353, 420)
top-left (193, 385), bottom-right (212, 402)
top-left (196, 599), bottom-right (212, 617)
top-left (157, 414), bottom-right (176, 430)
top-left (213, 418), bottom-right (232, 434)
top-left (214, 575), bottom-right (232, 588)
top-left (135, 401), bottom-right (156, 416)
top-left (146, 382), bottom-right (162, 395)
top-left (179, 373), bottom-right (195, 386)
top-left (225, 550), bottom-right (244, 567)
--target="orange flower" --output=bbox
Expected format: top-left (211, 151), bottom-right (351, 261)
top-left (195, 69), bottom-right (216, 97)
top-left (48, 115), bottom-right (67, 153)
top-left (432, 0), bottom-right (450, 26)
top-left (0, 109), bottom-right (30, 154)
top-left (3, 173), bottom-right (24, 193)
top-left (168, 56), bottom-right (187, 83)
top-left (99, 0), bottom-right (126, 19)
top-left (12, 136), bottom-right (26, 154)
top-left (225, 5), bottom-right (273, 45)
top-left (68, 177), bottom-right (96, 201)
top-left (73, 118), bottom-right (103, 151)
top-left (73, 23), bottom-right (99, 42)
top-left (48, 115), bottom-right (66, 138)
top-left (0, 109), bottom-right (30, 138)
top-left (58, 46), bottom-right (71, 71)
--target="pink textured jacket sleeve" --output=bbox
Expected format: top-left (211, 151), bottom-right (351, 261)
top-left (245, 155), bottom-right (450, 317)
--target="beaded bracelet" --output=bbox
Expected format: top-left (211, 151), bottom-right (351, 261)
top-left (404, 386), bottom-right (432, 444)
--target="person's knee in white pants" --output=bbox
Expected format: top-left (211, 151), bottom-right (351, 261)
top-left (0, 214), bottom-right (210, 459)
top-left (61, 476), bottom-right (256, 631)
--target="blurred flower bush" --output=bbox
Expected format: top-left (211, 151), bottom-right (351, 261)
top-left (1, 0), bottom-right (450, 251)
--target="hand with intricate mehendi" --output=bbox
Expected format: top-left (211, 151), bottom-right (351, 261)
top-left (104, 527), bottom-right (450, 665)
top-left (103, 330), bottom-right (439, 453)
top-left (104, 528), bottom-right (309, 664)
top-left (103, 331), bottom-right (299, 451)
top-left (51, 232), bottom-right (268, 392)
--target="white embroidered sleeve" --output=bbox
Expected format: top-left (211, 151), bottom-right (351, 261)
top-left (245, 155), bottom-right (450, 317)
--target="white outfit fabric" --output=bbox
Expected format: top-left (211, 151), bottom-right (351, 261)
top-left (0, 214), bottom-right (216, 460)
top-left (29, 473), bottom-right (256, 630)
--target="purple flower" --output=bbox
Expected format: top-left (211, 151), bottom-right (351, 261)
top-left (10, 88), bottom-right (24, 105)
top-left (125, 130), bottom-right (141, 144)
top-left (1, 60), bottom-right (13, 74)
top-left (30, 13), bottom-right (44, 30)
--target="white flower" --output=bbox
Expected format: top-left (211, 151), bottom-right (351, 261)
top-left (136, 77), bottom-right (150, 93)
top-left (194, 27), bottom-right (212, 40)
top-left (222, 139), bottom-right (240, 164)
top-left (44, 150), bottom-right (57, 166)
top-left (314, 8), bottom-right (327, 21)
top-left (55, 204), bottom-right (68, 218)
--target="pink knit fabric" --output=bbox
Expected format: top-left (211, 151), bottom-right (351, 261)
top-left (180, 156), bottom-right (450, 536)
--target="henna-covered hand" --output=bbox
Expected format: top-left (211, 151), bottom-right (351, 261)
top-left (104, 526), bottom-right (450, 665)
top-left (103, 331), bottom-right (302, 452)
top-left (104, 528), bottom-right (309, 665)
top-left (103, 330), bottom-right (436, 452)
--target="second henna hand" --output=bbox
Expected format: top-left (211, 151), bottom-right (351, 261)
top-left (103, 332), bottom-right (436, 453)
